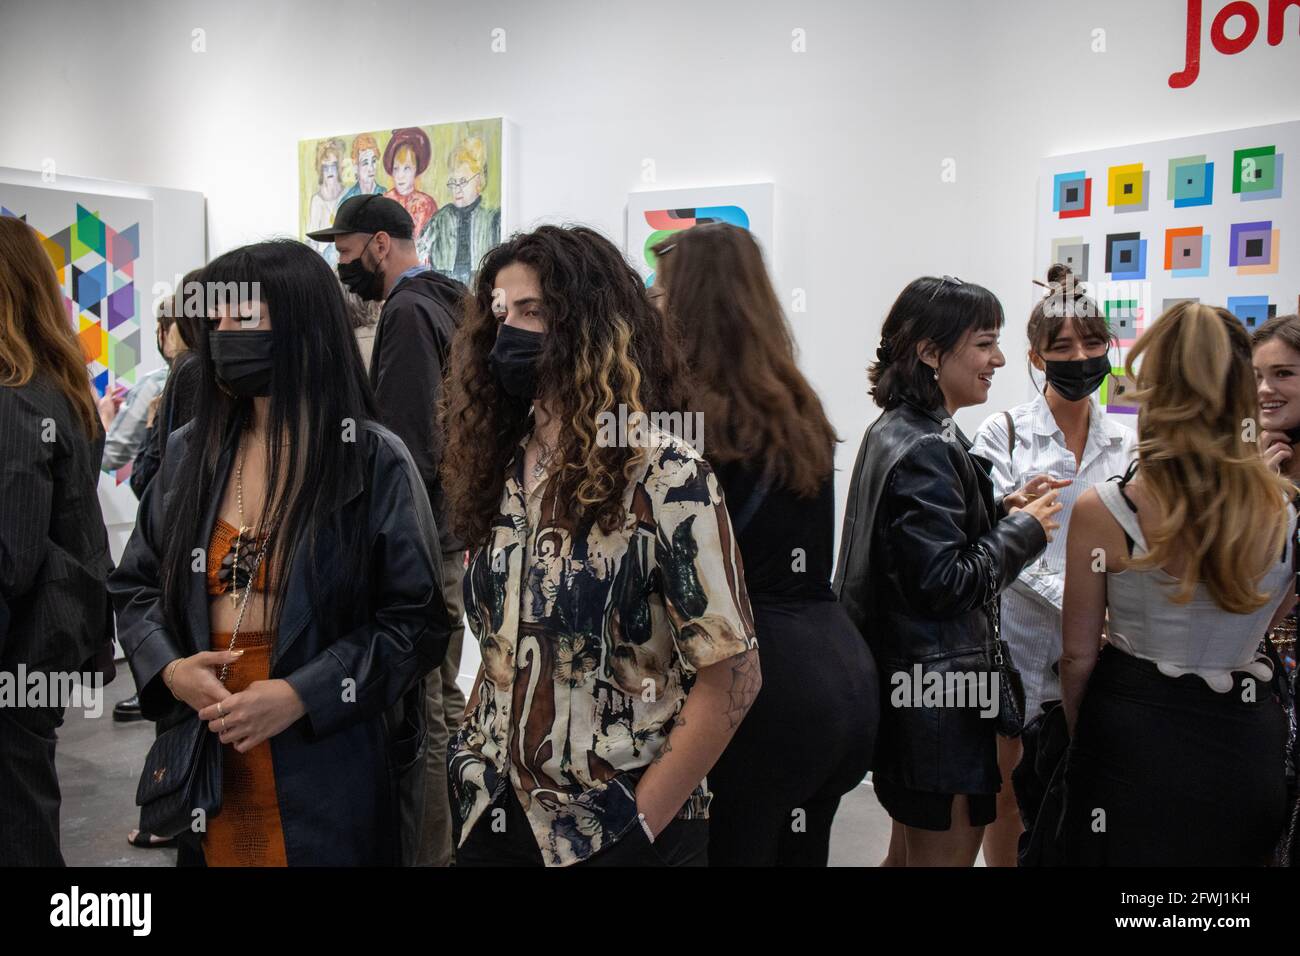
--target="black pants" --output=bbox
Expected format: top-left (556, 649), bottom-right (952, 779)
top-left (706, 600), bottom-right (879, 865)
top-left (455, 785), bottom-right (708, 867)
top-left (0, 705), bottom-right (66, 866)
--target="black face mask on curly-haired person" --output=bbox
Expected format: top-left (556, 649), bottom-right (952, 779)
top-left (488, 325), bottom-right (543, 402)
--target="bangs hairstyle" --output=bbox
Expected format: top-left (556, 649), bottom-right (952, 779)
top-left (1124, 301), bottom-right (1293, 613)
top-left (868, 276), bottom-right (1004, 410)
top-left (440, 224), bottom-right (690, 546)
top-left (1027, 263), bottom-right (1113, 355)
top-left (652, 222), bottom-right (836, 497)
top-left (158, 240), bottom-right (377, 641)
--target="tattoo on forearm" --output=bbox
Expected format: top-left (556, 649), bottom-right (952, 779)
top-left (651, 715), bottom-right (683, 765)
top-left (723, 651), bottom-right (760, 731)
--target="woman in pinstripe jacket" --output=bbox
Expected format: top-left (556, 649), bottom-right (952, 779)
top-left (0, 216), bottom-right (115, 866)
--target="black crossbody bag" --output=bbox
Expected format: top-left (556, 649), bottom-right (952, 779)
top-left (982, 410), bottom-right (1027, 737)
top-left (136, 712), bottom-right (223, 839)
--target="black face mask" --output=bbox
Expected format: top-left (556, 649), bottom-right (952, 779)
top-left (209, 330), bottom-right (274, 397)
top-left (1044, 354), bottom-right (1111, 402)
top-left (337, 236), bottom-right (385, 301)
top-left (489, 325), bottom-right (544, 401)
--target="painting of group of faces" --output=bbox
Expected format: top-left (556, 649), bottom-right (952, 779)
top-left (298, 116), bottom-right (503, 286)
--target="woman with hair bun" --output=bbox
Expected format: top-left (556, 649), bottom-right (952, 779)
top-left (970, 264), bottom-right (1136, 865)
top-left (1060, 302), bottom-right (1296, 865)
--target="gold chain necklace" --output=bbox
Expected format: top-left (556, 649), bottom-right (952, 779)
top-left (220, 437), bottom-right (271, 684)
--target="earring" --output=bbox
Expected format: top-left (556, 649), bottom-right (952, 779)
top-left (933, 367), bottom-right (939, 381)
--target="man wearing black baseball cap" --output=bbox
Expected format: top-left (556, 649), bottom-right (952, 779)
top-left (308, 193), bottom-right (468, 868)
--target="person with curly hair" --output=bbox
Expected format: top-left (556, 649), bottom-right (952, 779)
top-left (442, 224), bottom-right (760, 867)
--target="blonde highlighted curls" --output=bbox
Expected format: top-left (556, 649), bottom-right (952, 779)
top-left (439, 225), bottom-right (689, 546)
top-left (1123, 301), bottom-right (1293, 613)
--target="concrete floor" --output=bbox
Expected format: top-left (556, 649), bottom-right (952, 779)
top-left (56, 661), bottom-right (903, 867)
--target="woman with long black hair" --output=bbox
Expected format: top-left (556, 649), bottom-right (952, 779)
top-left (442, 224), bottom-right (759, 867)
top-left (109, 239), bottom-right (448, 866)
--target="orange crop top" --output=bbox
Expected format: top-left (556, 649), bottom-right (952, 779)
top-left (206, 518), bottom-right (275, 597)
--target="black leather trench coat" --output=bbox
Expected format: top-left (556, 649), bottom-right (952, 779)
top-left (833, 401), bottom-right (1045, 796)
top-left (109, 419), bottom-right (449, 865)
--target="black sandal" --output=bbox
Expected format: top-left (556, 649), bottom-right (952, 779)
top-left (127, 830), bottom-right (176, 849)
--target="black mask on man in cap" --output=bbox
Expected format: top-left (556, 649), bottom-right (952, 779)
top-left (337, 235), bottom-right (386, 302)
top-left (306, 194), bottom-right (415, 303)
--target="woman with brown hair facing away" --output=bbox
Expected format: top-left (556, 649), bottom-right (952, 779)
top-left (0, 216), bottom-right (115, 866)
top-left (651, 222), bottom-right (878, 866)
top-left (1060, 302), bottom-right (1295, 865)
top-left (443, 224), bottom-right (760, 867)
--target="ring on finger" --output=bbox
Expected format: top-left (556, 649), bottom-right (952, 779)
top-left (221, 716), bottom-right (228, 733)
top-left (217, 702), bottom-right (225, 717)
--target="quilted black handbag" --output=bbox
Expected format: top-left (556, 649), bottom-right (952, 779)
top-left (135, 714), bottom-right (223, 839)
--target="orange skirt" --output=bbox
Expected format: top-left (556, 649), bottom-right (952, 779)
top-left (202, 629), bottom-right (288, 867)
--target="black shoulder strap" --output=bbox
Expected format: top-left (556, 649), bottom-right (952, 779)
top-left (1003, 410), bottom-right (1015, 457)
top-left (1107, 461), bottom-right (1140, 556)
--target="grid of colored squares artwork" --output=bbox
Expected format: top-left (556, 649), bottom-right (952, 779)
top-left (1041, 124), bottom-right (1296, 423)
top-left (0, 203), bottom-right (144, 483)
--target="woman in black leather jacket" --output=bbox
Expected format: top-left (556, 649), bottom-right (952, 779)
top-left (833, 276), bottom-right (1063, 866)
top-left (109, 241), bottom-right (448, 865)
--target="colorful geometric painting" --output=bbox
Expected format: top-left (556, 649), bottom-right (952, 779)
top-left (1, 195), bottom-right (150, 485)
top-left (626, 184), bottom-right (775, 286)
top-left (1104, 298), bottom-right (1144, 345)
top-left (1037, 121), bottom-right (1299, 425)
top-left (1228, 220), bottom-right (1280, 275)
top-left (1163, 226), bottom-right (1210, 277)
top-left (1052, 171), bottom-right (1091, 219)
top-left (1227, 295), bottom-right (1277, 331)
top-left (1167, 155), bottom-right (1214, 207)
top-left (298, 117), bottom-right (504, 286)
top-left (1107, 163), bottom-right (1148, 212)
top-left (1233, 145), bottom-right (1284, 201)
top-left (1100, 368), bottom-right (1138, 414)
top-left (1050, 237), bottom-right (1089, 280)
top-left (1104, 231), bottom-right (1148, 280)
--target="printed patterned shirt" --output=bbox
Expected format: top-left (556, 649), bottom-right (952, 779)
top-left (449, 429), bottom-right (757, 866)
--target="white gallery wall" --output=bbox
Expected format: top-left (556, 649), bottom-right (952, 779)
top-left (3, 0), bottom-right (1299, 681)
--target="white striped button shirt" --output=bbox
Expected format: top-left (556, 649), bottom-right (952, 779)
top-left (970, 393), bottom-right (1137, 717)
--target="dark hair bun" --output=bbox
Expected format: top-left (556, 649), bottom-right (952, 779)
top-left (1046, 263), bottom-right (1073, 286)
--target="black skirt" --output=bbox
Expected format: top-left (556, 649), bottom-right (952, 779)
top-left (706, 598), bottom-right (879, 864)
top-left (1061, 644), bottom-right (1287, 866)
